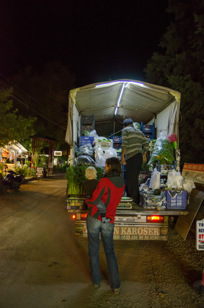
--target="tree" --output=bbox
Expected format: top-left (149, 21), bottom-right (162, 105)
top-left (144, 0), bottom-right (204, 164)
top-left (0, 88), bottom-right (36, 147)
top-left (8, 62), bottom-right (76, 149)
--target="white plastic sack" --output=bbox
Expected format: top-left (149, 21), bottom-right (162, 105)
top-left (183, 177), bottom-right (196, 193)
top-left (87, 130), bottom-right (98, 138)
top-left (77, 143), bottom-right (93, 157)
top-left (95, 145), bottom-right (117, 167)
top-left (166, 170), bottom-right (184, 189)
top-left (149, 168), bottom-right (160, 190)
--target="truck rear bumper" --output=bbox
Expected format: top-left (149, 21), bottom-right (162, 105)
top-left (75, 220), bottom-right (169, 241)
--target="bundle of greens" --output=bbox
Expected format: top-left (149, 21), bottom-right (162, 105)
top-left (66, 165), bottom-right (103, 195)
top-left (148, 136), bottom-right (175, 165)
top-left (66, 166), bottom-right (86, 195)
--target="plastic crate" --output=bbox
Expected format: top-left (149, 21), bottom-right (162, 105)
top-left (79, 136), bottom-right (94, 146)
top-left (81, 124), bottom-right (95, 135)
top-left (65, 195), bottom-right (85, 210)
top-left (141, 123), bottom-right (155, 139)
top-left (113, 136), bottom-right (122, 143)
top-left (113, 143), bottom-right (121, 150)
top-left (165, 190), bottom-right (188, 209)
top-left (140, 191), bottom-right (166, 208)
top-left (156, 161), bottom-right (177, 174)
top-left (81, 115), bottom-right (95, 125)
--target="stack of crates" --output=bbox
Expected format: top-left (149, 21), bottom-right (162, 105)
top-left (141, 122), bottom-right (155, 139)
top-left (111, 135), bottom-right (122, 159)
top-left (81, 115), bottom-right (95, 135)
top-left (112, 135), bottom-right (122, 150)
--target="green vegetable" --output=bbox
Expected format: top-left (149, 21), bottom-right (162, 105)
top-left (148, 137), bottom-right (175, 165)
top-left (83, 130), bottom-right (90, 136)
top-left (66, 165), bottom-right (103, 195)
top-left (154, 189), bottom-right (161, 195)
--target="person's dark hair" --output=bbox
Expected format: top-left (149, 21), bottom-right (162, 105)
top-left (106, 157), bottom-right (122, 174)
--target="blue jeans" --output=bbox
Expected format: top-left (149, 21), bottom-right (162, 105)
top-left (86, 215), bottom-right (120, 289)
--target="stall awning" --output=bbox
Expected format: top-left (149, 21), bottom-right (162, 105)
top-left (8, 141), bottom-right (28, 153)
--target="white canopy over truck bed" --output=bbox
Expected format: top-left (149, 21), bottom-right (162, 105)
top-left (64, 80), bottom-right (190, 241)
top-left (65, 79), bottom-right (181, 150)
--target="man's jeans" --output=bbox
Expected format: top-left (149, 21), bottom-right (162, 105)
top-left (86, 215), bottom-right (120, 289)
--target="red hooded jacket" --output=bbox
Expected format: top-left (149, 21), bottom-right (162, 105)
top-left (85, 171), bottom-right (125, 223)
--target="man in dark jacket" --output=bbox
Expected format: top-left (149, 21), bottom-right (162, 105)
top-left (121, 118), bottom-right (149, 204)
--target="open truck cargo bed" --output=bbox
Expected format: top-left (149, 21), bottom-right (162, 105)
top-left (65, 79), bottom-right (181, 164)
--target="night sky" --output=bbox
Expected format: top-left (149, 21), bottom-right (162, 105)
top-left (0, 0), bottom-right (172, 87)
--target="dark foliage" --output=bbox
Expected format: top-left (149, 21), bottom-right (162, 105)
top-left (145, 0), bottom-right (204, 165)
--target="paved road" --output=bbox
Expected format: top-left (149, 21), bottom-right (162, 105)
top-left (0, 173), bottom-right (203, 308)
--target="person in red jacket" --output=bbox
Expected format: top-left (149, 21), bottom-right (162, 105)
top-left (85, 157), bottom-right (125, 294)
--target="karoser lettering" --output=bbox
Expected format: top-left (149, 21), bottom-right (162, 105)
top-left (114, 226), bottom-right (160, 236)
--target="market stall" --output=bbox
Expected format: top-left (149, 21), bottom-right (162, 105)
top-left (0, 141), bottom-right (28, 173)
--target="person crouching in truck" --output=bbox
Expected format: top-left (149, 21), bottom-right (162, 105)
top-left (121, 118), bottom-right (149, 205)
top-left (85, 157), bottom-right (125, 294)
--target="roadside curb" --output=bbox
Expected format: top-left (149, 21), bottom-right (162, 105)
top-left (22, 172), bottom-right (66, 184)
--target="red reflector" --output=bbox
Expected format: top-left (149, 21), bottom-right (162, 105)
top-left (147, 215), bottom-right (164, 223)
top-left (72, 214), bottom-right (76, 220)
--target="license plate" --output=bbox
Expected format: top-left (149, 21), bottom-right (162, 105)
top-left (115, 216), bottom-right (146, 223)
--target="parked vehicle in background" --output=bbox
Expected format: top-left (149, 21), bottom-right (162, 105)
top-left (1, 170), bottom-right (23, 192)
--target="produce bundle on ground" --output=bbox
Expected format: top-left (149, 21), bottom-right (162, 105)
top-left (148, 135), bottom-right (175, 165)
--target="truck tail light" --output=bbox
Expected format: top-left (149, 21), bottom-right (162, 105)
top-left (147, 215), bottom-right (164, 223)
top-left (81, 213), bottom-right (88, 220)
top-left (71, 213), bottom-right (87, 220)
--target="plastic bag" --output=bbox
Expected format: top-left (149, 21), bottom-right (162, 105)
top-left (148, 134), bottom-right (175, 165)
top-left (166, 170), bottom-right (184, 189)
top-left (139, 182), bottom-right (150, 192)
top-left (74, 155), bottom-right (96, 166)
top-left (95, 145), bottom-right (117, 167)
top-left (133, 122), bottom-right (141, 129)
top-left (94, 136), bottom-right (112, 143)
top-left (87, 130), bottom-right (98, 138)
top-left (77, 144), bottom-right (93, 157)
top-left (182, 177), bottom-right (195, 193)
top-left (149, 168), bottom-right (161, 189)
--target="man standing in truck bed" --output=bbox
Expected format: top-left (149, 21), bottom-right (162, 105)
top-left (121, 118), bottom-right (149, 205)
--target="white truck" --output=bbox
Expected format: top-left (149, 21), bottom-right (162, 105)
top-left (65, 79), bottom-right (189, 241)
